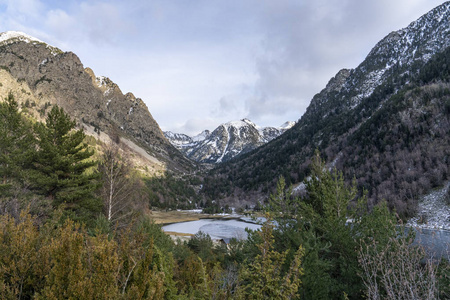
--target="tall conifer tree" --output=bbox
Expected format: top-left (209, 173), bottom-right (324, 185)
top-left (28, 105), bottom-right (100, 222)
top-left (0, 93), bottom-right (34, 195)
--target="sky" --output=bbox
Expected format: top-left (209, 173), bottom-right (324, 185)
top-left (0, 0), bottom-right (446, 135)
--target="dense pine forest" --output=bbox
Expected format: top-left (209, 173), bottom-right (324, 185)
top-left (0, 95), bottom-right (448, 298)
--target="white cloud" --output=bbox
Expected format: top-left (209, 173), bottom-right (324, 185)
top-left (45, 9), bottom-right (76, 39)
top-left (170, 118), bottom-right (219, 136)
top-left (77, 2), bottom-right (132, 45)
top-left (0, 0), bottom-right (44, 34)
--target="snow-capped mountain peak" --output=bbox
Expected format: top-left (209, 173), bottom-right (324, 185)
top-left (0, 31), bottom-right (62, 55)
top-left (242, 118), bottom-right (259, 128)
top-left (164, 119), bottom-right (295, 164)
top-left (0, 31), bottom-right (44, 44)
top-left (192, 130), bottom-right (211, 142)
top-left (279, 121), bottom-right (296, 130)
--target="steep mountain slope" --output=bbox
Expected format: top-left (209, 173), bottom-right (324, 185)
top-left (164, 119), bottom-right (295, 164)
top-left (203, 2), bottom-right (450, 216)
top-left (0, 31), bottom-right (195, 174)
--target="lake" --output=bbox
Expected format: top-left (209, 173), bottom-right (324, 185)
top-left (410, 227), bottom-right (450, 259)
top-left (162, 218), bottom-right (449, 258)
top-left (162, 218), bottom-right (262, 240)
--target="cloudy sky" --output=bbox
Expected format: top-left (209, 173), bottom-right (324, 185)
top-left (0, 0), bottom-right (446, 135)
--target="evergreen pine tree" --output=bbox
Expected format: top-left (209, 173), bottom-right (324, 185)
top-left (28, 105), bottom-right (100, 223)
top-left (0, 93), bottom-right (34, 195)
top-left (236, 216), bottom-right (304, 299)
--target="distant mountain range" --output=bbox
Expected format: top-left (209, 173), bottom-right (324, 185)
top-left (202, 1), bottom-right (450, 216)
top-left (164, 119), bottom-right (295, 164)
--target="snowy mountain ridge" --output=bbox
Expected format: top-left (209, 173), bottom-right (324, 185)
top-left (0, 31), bottom-right (45, 45)
top-left (349, 2), bottom-right (450, 104)
top-left (310, 1), bottom-right (450, 112)
top-left (0, 31), bottom-right (63, 56)
top-left (165, 119), bottom-right (295, 164)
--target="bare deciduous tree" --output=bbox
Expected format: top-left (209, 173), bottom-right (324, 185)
top-left (98, 142), bottom-right (140, 229)
top-left (358, 236), bottom-right (439, 300)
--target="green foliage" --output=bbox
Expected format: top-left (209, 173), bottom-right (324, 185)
top-left (37, 219), bottom-right (119, 299)
top-left (117, 216), bottom-right (178, 299)
top-left (295, 153), bottom-right (362, 298)
top-left (145, 172), bottom-right (201, 210)
top-left (437, 258), bottom-right (450, 299)
top-left (419, 46), bottom-right (450, 84)
top-left (0, 87), bottom-right (447, 299)
top-left (265, 176), bottom-right (297, 217)
top-left (0, 209), bottom-right (181, 299)
top-left (188, 231), bottom-right (214, 262)
top-left (0, 65), bottom-right (10, 73)
top-left (236, 216), bottom-right (304, 299)
top-left (136, 216), bottom-right (174, 253)
top-left (304, 151), bottom-right (357, 220)
top-left (28, 105), bottom-right (101, 224)
top-left (0, 211), bottom-right (46, 299)
top-left (0, 93), bottom-right (42, 218)
top-left (202, 199), bottom-right (223, 214)
top-left (260, 152), bottom-right (404, 299)
top-left (0, 93), bottom-right (34, 195)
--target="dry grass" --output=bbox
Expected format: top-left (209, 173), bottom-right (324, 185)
top-left (163, 231), bottom-right (194, 237)
top-left (148, 210), bottom-right (225, 224)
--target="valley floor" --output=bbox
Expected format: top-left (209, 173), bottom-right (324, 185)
top-left (149, 209), bottom-right (237, 225)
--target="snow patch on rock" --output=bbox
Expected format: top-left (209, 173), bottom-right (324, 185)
top-left (407, 182), bottom-right (450, 230)
top-left (0, 31), bottom-right (62, 55)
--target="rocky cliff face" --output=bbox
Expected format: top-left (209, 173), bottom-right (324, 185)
top-left (165, 119), bottom-right (295, 164)
top-left (0, 31), bottom-right (195, 173)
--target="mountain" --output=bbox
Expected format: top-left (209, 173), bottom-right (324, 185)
top-left (0, 31), bottom-right (195, 174)
top-left (164, 119), bottom-right (295, 164)
top-left (203, 2), bottom-right (450, 216)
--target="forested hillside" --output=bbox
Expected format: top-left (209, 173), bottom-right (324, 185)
top-left (203, 8), bottom-right (450, 217)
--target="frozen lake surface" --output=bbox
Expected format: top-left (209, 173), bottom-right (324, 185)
top-left (162, 218), bottom-right (262, 240)
top-left (162, 217), bottom-right (449, 258)
top-left (410, 227), bottom-right (450, 259)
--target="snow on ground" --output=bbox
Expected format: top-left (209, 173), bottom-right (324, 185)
top-left (279, 121), bottom-right (296, 129)
top-left (0, 31), bottom-right (44, 44)
top-left (407, 182), bottom-right (450, 230)
top-left (0, 31), bottom-right (61, 55)
top-left (192, 130), bottom-right (210, 142)
top-left (96, 76), bottom-right (107, 87)
top-left (162, 217), bottom-right (262, 240)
